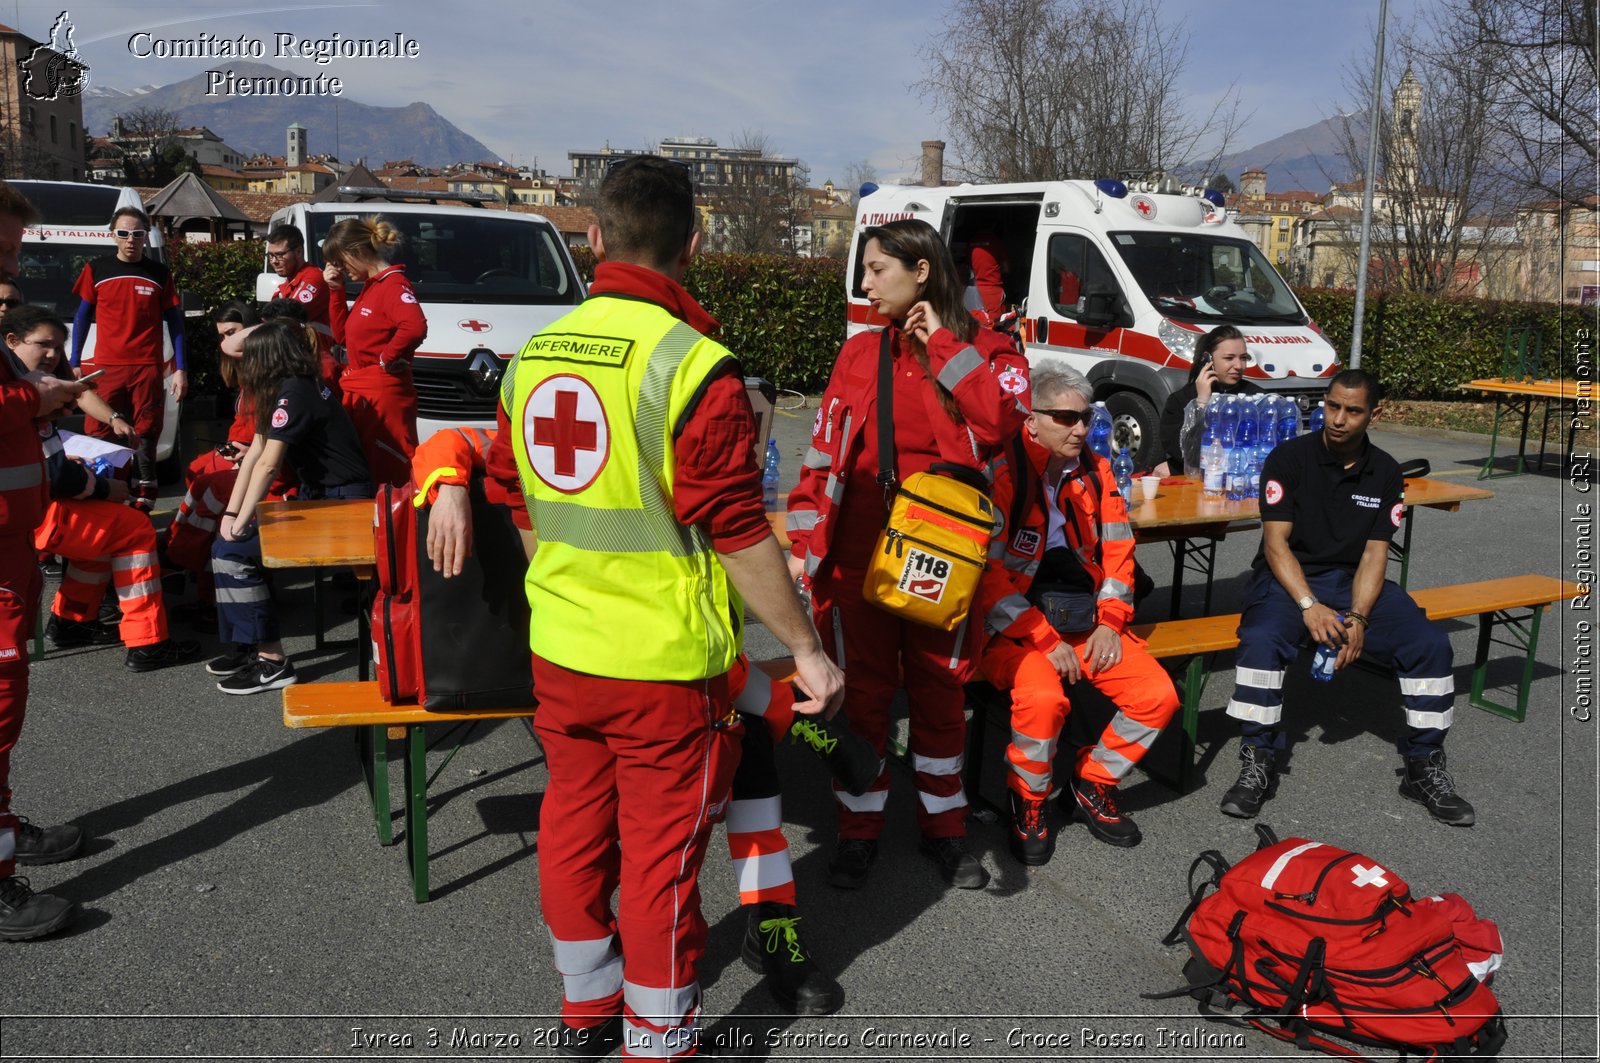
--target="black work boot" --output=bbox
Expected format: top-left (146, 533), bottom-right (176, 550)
top-left (1219, 745), bottom-right (1278, 819)
top-left (1399, 750), bottom-right (1476, 826)
top-left (826, 838), bottom-right (878, 890)
top-left (44, 614), bottom-right (118, 648)
top-left (1069, 776), bottom-right (1142, 847)
top-left (788, 711), bottom-right (880, 796)
top-left (553, 1016), bottom-right (621, 1060)
top-left (741, 901), bottom-right (844, 1016)
top-left (1007, 790), bottom-right (1055, 866)
top-left (919, 834), bottom-right (990, 890)
top-left (0, 876), bottom-right (76, 941)
top-left (14, 818), bottom-right (84, 865)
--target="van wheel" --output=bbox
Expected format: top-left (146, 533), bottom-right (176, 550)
top-left (1104, 390), bottom-right (1161, 469)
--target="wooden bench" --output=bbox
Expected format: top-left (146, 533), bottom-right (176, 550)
top-left (967, 574), bottom-right (1584, 800)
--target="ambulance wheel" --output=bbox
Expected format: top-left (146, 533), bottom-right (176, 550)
top-left (1104, 390), bottom-right (1161, 469)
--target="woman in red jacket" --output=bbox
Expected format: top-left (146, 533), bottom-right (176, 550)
top-left (322, 216), bottom-right (426, 486)
top-left (786, 219), bottom-right (1030, 893)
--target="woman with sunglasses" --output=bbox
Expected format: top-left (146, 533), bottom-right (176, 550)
top-left (1153, 324), bottom-right (1259, 477)
top-left (321, 215), bottom-right (426, 486)
top-left (786, 218), bottom-right (1030, 892)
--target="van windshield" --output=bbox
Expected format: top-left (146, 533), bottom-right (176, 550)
top-left (305, 213), bottom-right (581, 306)
top-left (1109, 231), bottom-right (1306, 325)
top-left (9, 182), bottom-right (124, 226)
top-left (14, 240), bottom-right (110, 318)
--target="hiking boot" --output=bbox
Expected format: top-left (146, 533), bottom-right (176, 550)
top-left (553, 1016), bottom-right (621, 1060)
top-left (1399, 750), bottom-right (1476, 826)
top-left (1070, 776), bottom-right (1142, 848)
top-left (217, 655), bottom-right (298, 695)
top-left (125, 638), bottom-right (202, 672)
top-left (1219, 745), bottom-right (1278, 819)
top-left (826, 838), bottom-right (878, 890)
top-left (789, 711), bottom-right (879, 796)
top-left (44, 614), bottom-right (118, 649)
top-left (1007, 790), bottom-right (1055, 866)
top-left (206, 645), bottom-right (257, 677)
top-left (0, 876), bottom-right (76, 941)
top-left (96, 595), bottom-right (122, 626)
top-left (740, 901), bottom-right (844, 1016)
top-left (13, 818), bottom-right (84, 865)
top-left (919, 834), bottom-right (990, 890)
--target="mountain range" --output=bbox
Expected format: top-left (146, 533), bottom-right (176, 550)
top-left (1208, 113), bottom-right (1361, 194)
top-left (82, 62), bottom-right (500, 169)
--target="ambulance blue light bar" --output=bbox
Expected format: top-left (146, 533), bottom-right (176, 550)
top-left (1203, 189), bottom-right (1226, 209)
top-left (1094, 179), bottom-right (1129, 198)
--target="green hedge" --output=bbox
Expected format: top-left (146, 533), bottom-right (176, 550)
top-left (1295, 288), bottom-right (1581, 399)
top-left (169, 239), bottom-right (265, 403)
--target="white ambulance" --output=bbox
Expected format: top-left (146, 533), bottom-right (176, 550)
top-left (846, 178), bottom-right (1339, 466)
top-left (258, 189), bottom-right (586, 442)
top-left (11, 180), bottom-right (184, 478)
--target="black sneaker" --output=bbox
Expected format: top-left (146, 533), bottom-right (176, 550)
top-left (39, 556), bottom-right (63, 581)
top-left (1007, 790), bottom-right (1055, 865)
top-left (96, 595), bottom-right (122, 626)
top-left (0, 876), bottom-right (76, 941)
top-left (740, 901), bottom-right (844, 1016)
top-left (919, 834), bottom-right (990, 890)
top-left (206, 645), bottom-right (257, 677)
top-left (1399, 750), bottom-right (1476, 826)
top-left (789, 711), bottom-right (880, 796)
top-left (14, 818), bottom-right (84, 865)
top-left (125, 638), bottom-right (203, 672)
top-left (1070, 776), bottom-right (1142, 848)
top-left (826, 838), bottom-right (878, 890)
top-left (217, 656), bottom-right (298, 695)
top-left (1219, 745), bottom-right (1279, 819)
top-left (44, 614), bottom-right (119, 648)
top-left (553, 1016), bottom-right (621, 1060)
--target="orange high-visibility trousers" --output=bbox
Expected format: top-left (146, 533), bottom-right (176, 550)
top-left (980, 630), bottom-right (1178, 797)
top-left (34, 499), bottom-right (168, 648)
top-left (725, 657), bottom-right (797, 907)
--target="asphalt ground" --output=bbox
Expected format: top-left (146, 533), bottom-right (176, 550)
top-left (4, 408), bottom-right (1595, 1062)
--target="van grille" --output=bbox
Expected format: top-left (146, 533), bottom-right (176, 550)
top-left (412, 357), bottom-right (503, 419)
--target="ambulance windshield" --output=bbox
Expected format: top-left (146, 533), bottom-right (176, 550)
top-left (1110, 231), bottom-right (1305, 325)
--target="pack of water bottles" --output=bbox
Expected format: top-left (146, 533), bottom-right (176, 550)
top-left (1200, 393), bottom-right (1312, 501)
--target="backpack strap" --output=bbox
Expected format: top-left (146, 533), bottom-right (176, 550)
top-left (1159, 850), bottom-right (1231, 946)
top-left (1254, 822), bottom-right (1281, 850)
top-left (876, 328), bottom-right (897, 515)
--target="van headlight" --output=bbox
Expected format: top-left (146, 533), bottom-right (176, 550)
top-left (1159, 318), bottom-right (1199, 362)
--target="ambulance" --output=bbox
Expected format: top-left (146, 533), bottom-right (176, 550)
top-left (258, 190), bottom-right (585, 442)
top-left (10, 180), bottom-right (184, 478)
top-left (847, 178), bottom-right (1339, 467)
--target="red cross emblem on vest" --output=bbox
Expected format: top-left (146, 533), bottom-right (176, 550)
top-left (524, 374), bottom-right (609, 492)
top-left (458, 318), bottom-right (492, 333)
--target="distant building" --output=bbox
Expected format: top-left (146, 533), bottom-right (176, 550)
top-left (804, 181), bottom-right (854, 258)
top-left (0, 19), bottom-right (87, 180)
top-left (1515, 195), bottom-right (1600, 304)
top-left (242, 125), bottom-right (335, 194)
top-left (568, 137), bottom-right (798, 191)
top-left (1229, 167), bottom-right (1320, 271)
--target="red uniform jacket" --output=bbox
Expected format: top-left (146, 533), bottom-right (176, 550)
top-left (328, 264), bottom-right (427, 371)
top-left (785, 323), bottom-right (1029, 578)
top-left (0, 347), bottom-right (46, 533)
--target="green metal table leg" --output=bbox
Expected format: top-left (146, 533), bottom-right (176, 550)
top-left (1479, 396), bottom-right (1534, 480)
top-left (1468, 604), bottom-right (1546, 723)
top-left (405, 723), bottom-right (430, 902)
top-left (357, 725), bottom-right (394, 845)
top-left (1178, 656), bottom-right (1206, 795)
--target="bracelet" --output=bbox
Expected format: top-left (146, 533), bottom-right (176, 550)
top-left (1346, 611), bottom-right (1370, 628)
top-left (223, 511), bottom-right (239, 518)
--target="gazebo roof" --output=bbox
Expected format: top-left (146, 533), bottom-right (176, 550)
top-left (146, 172), bottom-right (252, 224)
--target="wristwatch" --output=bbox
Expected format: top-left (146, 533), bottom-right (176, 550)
top-left (1297, 595), bottom-right (1317, 611)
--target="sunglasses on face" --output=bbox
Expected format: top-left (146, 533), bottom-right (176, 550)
top-left (0, 297), bottom-right (21, 308)
top-left (1033, 407), bottom-right (1087, 427)
top-left (114, 228), bottom-right (148, 240)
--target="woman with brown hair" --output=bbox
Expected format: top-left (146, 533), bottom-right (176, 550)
top-left (322, 215), bottom-right (426, 486)
top-left (785, 218), bottom-right (1031, 892)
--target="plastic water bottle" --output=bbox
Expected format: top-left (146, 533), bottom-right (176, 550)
top-left (1308, 402), bottom-right (1325, 435)
top-left (1112, 445), bottom-right (1135, 503)
top-left (762, 438), bottom-right (781, 512)
top-left (1088, 402), bottom-right (1113, 461)
top-left (1277, 397), bottom-right (1300, 446)
top-left (1202, 425), bottom-right (1225, 497)
top-left (1236, 395), bottom-right (1258, 452)
top-left (1246, 447), bottom-right (1262, 500)
top-left (1219, 395), bottom-right (1240, 449)
top-left (1258, 396), bottom-right (1278, 453)
top-left (1226, 445), bottom-right (1249, 501)
top-left (1312, 617), bottom-right (1345, 682)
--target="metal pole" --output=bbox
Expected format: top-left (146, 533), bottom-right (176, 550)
top-left (1349, 0), bottom-right (1389, 369)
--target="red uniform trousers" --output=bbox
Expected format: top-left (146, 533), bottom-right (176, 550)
top-left (34, 500), bottom-right (167, 648)
top-left (83, 363), bottom-right (163, 500)
top-left (725, 658), bottom-right (797, 907)
top-left (184, 448), bottom-right (235, 486)
top-left (979, 630), bottom-right (1178, 797)
top-left (166, 468), bottom-right (296, 605)
top-left (0, 536), bottom-right (40, 878)
top-left (533, 655), bottom-right (739, 1059)
top-left (813, 569), bottom-right (969, 841)
top-left (340, 364), bottom-right (417, 488)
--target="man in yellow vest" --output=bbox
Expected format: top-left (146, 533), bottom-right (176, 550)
top-left (493, 156), bottom-right (844, 1060)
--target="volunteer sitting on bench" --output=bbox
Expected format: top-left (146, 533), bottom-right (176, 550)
top-left (1220, 368), bottom-right (1474, 826)
top-left (976, 364), bottom-right (1178, 864)
top-left (209, 321), bottom-right (372, 695)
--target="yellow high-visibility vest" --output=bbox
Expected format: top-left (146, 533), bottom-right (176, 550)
top-left (504, 294), bottom-right (742, 680)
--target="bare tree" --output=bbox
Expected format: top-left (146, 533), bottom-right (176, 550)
top-left (706, 130), bottom-right (809, 255)
top-left (842, 159), bottom-right (878, 209)
top-left (914, 0), bottom-right (1243, 182)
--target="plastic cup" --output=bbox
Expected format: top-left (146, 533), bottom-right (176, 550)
top-left (1139, 475), bottom-right (1160, 501)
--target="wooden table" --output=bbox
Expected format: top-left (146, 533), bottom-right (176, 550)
top-left (1462, 377), bottom-right (1586, 479)
top-left (257, 498), bottom-right (376, 677)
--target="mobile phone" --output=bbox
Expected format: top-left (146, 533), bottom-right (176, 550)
top-left (1193, 351), bottom-right (1212, 374)
top-left (78, 369), bottom-right (105, 383)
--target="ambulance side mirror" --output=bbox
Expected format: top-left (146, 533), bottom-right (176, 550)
top-left (1078, 289), bottom-right (1120, 328)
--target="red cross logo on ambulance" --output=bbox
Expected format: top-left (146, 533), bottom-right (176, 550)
top-left (523, 374), bottom-right (609, 493)
top-left (1130, 194), bottom-right (1157, 221)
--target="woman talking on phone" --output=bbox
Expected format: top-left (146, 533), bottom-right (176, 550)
top-left (1153, 324), bottom-right (1259, 477)
top-left (785, 219), bottom-right (1030, 893)
top-left (322, 216), bottom-right (426, 487)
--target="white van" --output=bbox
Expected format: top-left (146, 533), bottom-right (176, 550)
top-left (847, 179), bottom-right (1339, 466)
top-left (10, 179), bottom-right (183, 477)
top-left (257, 192), bottom-right (585, 441)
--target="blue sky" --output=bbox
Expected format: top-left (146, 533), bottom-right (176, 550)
top-left (23, 0), bottom-right (1426, 183)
